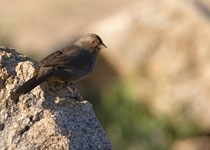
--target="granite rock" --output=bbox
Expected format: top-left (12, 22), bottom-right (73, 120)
top-left (0, 46), bottom-right (111, 150)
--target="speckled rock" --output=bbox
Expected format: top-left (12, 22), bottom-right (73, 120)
top-left (0, 46), bottom-right (111, 150)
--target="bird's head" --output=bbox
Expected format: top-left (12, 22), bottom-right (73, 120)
top-left (74, 33), bottom-right (107, 54)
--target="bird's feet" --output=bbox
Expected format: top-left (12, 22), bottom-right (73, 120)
top-left (67, 83), bottom-right (83, 101)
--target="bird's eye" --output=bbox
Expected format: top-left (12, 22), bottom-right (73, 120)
top-left (91, 40), bottom-right (98, 47)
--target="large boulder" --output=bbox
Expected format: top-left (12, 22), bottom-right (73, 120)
top-left (0, 46), bottom-right (111, 150)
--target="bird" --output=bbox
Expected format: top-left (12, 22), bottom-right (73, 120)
top-left (12, 33), bottom-right (107, 103)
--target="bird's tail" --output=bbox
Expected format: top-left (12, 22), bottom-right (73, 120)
top-left (12, 74), bottom-right (50, 103)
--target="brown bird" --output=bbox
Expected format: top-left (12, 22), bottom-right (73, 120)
top-left (12, 33), bottom-right (107, 102)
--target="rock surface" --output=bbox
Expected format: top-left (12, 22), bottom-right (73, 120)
top-left (0, 46), bottom-right (111, 150)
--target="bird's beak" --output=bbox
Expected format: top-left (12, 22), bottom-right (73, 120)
top-left (100, 42), bottom-right (107, 48)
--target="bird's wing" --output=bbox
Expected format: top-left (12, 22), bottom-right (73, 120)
top-left (39, 50), bottom-right (63, 67)
top-left (41, 46), bottom-right (92, 69)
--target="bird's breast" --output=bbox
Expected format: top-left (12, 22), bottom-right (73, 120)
top-left (55, 57), bottom-right (97, 83)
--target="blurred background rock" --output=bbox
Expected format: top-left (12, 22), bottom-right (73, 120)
top-left (1, 0), bottom-right (210, 149)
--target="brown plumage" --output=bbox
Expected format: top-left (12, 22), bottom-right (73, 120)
top-left (12, 33), bottom-right (106, 102)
